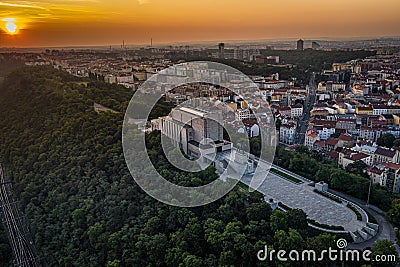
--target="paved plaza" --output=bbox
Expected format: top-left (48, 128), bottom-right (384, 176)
top-left (240, 172), bottom-right (364, 233)
top-left (210, 148), bottom-right (377, 242)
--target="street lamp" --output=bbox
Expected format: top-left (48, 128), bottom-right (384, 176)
top-left (366, 167), bottom-right (373, 207)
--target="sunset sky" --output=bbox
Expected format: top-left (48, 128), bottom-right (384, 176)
top-left (0, 0), bottom-right (399, 47)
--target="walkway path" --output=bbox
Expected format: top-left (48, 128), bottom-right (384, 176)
top-left (330, 189), bottom-right (399, 254)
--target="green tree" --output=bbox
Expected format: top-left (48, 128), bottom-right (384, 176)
top-left (387, 202), bottom-right (400, 227)
top-left (393, 139), bottom-right (400, 147)
top-left (377, 133), bottom-right (396, 148)
top-left (295, 145), bottom-right (309, 154)
top-left (372, 240), bottom-right (398, 267)
top-left (286, 209), bottom-right (308, 231)
top-left (183, 254), bottom-right (203, 267)
top-left (246, 202), bottom-right (272, 222)
top-left (288, 154), bottom-right (318, 179)
top-left (330, 132), bottom-right (340, 138)
top-left (270, 210), bottom-right (288, 233)
top-left (345, 160), bottom-right (368, 177)
top-left (274, 229), bottom-right (304, 251)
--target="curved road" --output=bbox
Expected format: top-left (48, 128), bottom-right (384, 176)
top-left (330, 189), bottom-right (400, 254)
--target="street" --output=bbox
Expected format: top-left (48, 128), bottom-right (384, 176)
top-left (295, 72), bottom-right (316, 144)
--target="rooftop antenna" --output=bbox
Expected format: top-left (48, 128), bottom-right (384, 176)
top-left (151, 38), bottom-right (153, 47)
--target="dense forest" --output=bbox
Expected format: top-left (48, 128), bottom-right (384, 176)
top-left (0, 54), bottom-right (25, 83)
top-left (0, 66), bottom-right (396, 266)
top-left (260, 49), bottom-right (376, 71)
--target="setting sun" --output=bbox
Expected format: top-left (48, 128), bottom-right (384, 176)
top-left (3, 18), bottom-right (18, 34)
top-left (0, 0), bottom-right (399, 46)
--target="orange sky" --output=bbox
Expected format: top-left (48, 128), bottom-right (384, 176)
top-left (0, 0), bottom-right (399, 47)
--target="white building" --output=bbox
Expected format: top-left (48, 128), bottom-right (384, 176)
top-left (256, 80), bottom-right (288, 90)
top-left (235, 108), bottom-right (251, 121)
top-left (373, 105), bottom-right (388, 115)
top-left (326, 82), bottom-right (346, 91)
top-left (291, 103), bottom-right (303, 118)
top-left (116, 74), bottom-right (134, 83)
top-left (304, 130), bottom-right (320, 149)
top-left (359, 127), bottom-right (376, 142)
top-left (238, 119), bottom-right (260, 138)
top-left (280, 123), bottom-right (296, 145)
top-left (317, 127), bottom-right (336, 141)
top-left (341, 153), bottom-right (371, 168)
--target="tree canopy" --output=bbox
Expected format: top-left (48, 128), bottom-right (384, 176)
top-left (0, 66), bottom-right (346, 266)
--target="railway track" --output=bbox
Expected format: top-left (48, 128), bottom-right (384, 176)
top-left (0, 164), bottom-right (44, 267)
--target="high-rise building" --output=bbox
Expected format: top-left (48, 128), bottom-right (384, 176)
top-left (218, 43), bottom-right (225, 59)
top-left (312, 41), bottom-right (321, 50)
top-left (296, 39), bottom-right (304, 51)
top-left (234, 46), bottom-right (243, 60)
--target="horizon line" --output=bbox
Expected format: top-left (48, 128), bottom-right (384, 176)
top-left (1, 35), bottom-right (400, 50)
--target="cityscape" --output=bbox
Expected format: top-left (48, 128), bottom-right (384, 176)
top-left (0, 0), bottom-right (400, 266)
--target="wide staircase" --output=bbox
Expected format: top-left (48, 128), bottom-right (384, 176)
top-left (350, 222), bottom-right (379, 243)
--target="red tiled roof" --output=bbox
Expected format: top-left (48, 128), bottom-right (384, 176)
top-left (357, 140), bottom-right (374, 146)
top-left (357, 106), bottom-right (373, 111)
top-left (370, 167), bottom-right (383, 175)
top-left (371, 120), bottom-right (387, 125)
top-left (314, 140), bottom-right (325, 147)
top-left (326, 137), bottom-right (339, 146)
top-left (339, 134), bottom-right (353, 142)
top-left (326, 151), bottom-right (339, 159)
top-left (381, 162), bottom-right (400, 171)
top-left (375, 147), bottom-right (396, 158)
top-left (372, 105), bottom-right (388, 109)
top-left (310, 119), bottom-right (336, 127)
top-left (242, 118), bottom-right (258, 127)
top-left (346, 153), bottom-right (369, 161)
top-left (306, 130), bottom-right (318, 138)
top-left (292, 103), bottom-right (303, 108)
top-left (335, 129), bottom-right (347, 134)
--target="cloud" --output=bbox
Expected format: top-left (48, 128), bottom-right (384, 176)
top-left (0, 1), bottom-right (46, 9)
top-left (0, 0), bottom-right (107, 24)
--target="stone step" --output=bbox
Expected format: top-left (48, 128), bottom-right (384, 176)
top-left (367, 222), bottom-right (379, 231)
top-left (362, 226), bottom-right (377, 236)
top-left (351, 231), bottom-right (364, 243)
top-left (350, 221), bottom-right (378, 243)
top-left (357, 229), bottom-right (369, 241)
top-left (361, 228), bottom-right (373, 239)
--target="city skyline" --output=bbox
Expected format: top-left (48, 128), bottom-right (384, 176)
top-left (0, 0), bottom-right (399, 47)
